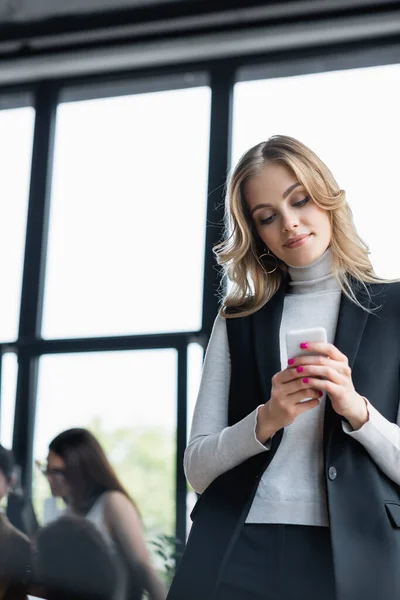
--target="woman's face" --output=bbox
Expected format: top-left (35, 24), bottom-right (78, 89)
top-left (244, 162), bottom-right (332, 267)
top-left (46, 450), bottom-right (69, 499)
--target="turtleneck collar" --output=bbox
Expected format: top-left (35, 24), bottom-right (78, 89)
top-left (287, 247), bottom-right (340, 295)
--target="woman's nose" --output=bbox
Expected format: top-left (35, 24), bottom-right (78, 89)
top-left (282, 212), bottom-right (300, 232)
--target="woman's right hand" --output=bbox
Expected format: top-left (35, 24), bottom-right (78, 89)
top-left (255, 366), bottom-right (321, 443)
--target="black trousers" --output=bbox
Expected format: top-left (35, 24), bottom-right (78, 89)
top-left (215, 524), bottom-right (336, 600)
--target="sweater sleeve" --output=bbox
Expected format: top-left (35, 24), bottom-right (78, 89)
top-left (184, 314), bottom-right (270, 494)
top-left (342, 399), bottom-right (400, 486)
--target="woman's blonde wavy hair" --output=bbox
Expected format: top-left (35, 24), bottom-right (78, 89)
top-left (214, 135), bottom-right (392, 318)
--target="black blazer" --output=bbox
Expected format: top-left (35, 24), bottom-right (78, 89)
top-left (167, 280), bottom-right (400, 600)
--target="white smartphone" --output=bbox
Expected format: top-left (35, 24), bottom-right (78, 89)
top-left (285, 326), bottom-right (327, 361)
top-left (286, 327), bottom-right (327, 402)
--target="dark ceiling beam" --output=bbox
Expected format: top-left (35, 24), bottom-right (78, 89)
top-left (1, 0), bottom-right (400, 51)
top-left (2, 5), bottom-right (400, 86)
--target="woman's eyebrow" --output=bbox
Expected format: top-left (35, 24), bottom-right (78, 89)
top-left (282, 182), bottom-right (300, 198)
top-left (251, 202), bottom-right (273, 215)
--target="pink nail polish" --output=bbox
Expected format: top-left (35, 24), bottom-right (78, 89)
top-left (296, 366), bottom-right (303, 373)
top-left (318, 391), bottom-right (323, 398)
top-left (288, 358), bottom-right (294, 365)
top-left (302, 378), bottom-right (309, 384)
top-left (300, 342), bottom-right (308, 349)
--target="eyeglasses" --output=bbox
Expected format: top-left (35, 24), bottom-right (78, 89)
top-left (35, 460), bottom-right (66, 479)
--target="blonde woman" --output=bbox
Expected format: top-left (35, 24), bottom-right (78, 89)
top-left (168, 136), bottom-right (400, 600)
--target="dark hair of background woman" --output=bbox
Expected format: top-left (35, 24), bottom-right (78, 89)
top-left (34, 515), bottom-right (117, 600)
top-left (49, 428), bottom-right (136, 515)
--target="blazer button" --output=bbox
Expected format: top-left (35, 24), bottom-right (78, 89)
top-left (328, 466), bottom-right (337, 481)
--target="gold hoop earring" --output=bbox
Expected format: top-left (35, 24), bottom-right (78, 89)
top-left (258, 247), bottom-right (278, 274)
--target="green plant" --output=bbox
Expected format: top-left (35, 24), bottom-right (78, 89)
top-left (148, 533), bottom-right (183, 588)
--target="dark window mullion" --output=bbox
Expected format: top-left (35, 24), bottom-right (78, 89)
top-left (202, 62), bottom-right (235, 339)
top-left (10, 331), bottom-right (202, 356)
top-left (176, 343), bottom-right (188, 550)
top-left (13, 82), bottom-right (59, 494)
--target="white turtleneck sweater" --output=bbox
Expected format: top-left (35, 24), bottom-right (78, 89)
top-left (184, 249), bottom-right (400, 526)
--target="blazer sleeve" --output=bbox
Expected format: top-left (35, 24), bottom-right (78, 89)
top-left (342, 399), bottom-right (400, 486)
top-left (184, 314), bottom-right (270, 494)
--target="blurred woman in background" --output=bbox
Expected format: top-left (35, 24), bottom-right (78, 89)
top-left (43, 428), bottom-right (166, 600)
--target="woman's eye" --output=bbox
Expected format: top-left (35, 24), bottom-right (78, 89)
top-left (258, 197), bottom-right (309, 225)
top-left (260, 214), bottom-right (275, 226)
top-left (293, 196), bottom-right (310, 208)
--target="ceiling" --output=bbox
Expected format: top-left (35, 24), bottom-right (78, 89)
top-left (3, 0), bottom-right (400, 27)
top-left (0, 0), bottom-right (185, 23)
top-left (1, 0), bottom-right (400, 87)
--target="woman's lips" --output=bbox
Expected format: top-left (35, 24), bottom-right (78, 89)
top-left (284, 234), bottom-right (311, 248)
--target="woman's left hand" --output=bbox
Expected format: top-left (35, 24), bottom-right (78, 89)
top-left (288, 342), bottom-right (369, 430)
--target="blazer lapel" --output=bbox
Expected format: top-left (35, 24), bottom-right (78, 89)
top-left (323, 286), bottom-right (370, 450)
top-left (333, 290), bottom-right (370, 369)
top-left (252, 280), bottom-right (287, 402)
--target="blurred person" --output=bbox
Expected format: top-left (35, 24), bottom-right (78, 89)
top-left (42, 428), bottom-right (166, 600)
top-left (34, 514), bottom-right (116, 600)
top-left (168, 135), bottom-right (400, 600)
top-left (0, 444), bottom-right (31, 600)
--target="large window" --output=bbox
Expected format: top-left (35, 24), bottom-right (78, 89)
top-left (33, 349), bottom-right (177, 536)
top-left (42, 84), bottom-right (211, 339)
top-left (0, 104), bottom-right (35, 342)
top-left (233, 63), bottom-right (400, 278)
top-left (30, 74), bottom-right (211, 550)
